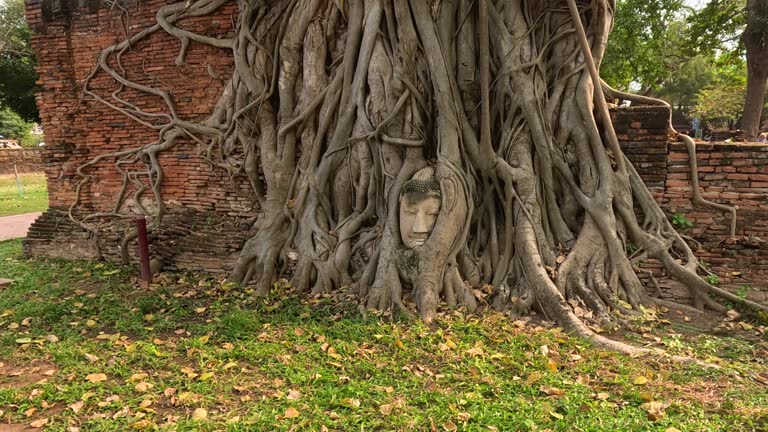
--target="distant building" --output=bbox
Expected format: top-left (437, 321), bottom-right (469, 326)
top-left (31, 123), bottom-right (44, 135)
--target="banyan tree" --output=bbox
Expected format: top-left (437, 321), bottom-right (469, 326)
top-left (70, 0), bottom-right (768, 353)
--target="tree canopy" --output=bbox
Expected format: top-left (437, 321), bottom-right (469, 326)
top-left (0, 0), bottom-right (39, 122)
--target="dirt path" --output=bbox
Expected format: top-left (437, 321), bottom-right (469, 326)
top-left (0, 212), bottom-right (42, 241)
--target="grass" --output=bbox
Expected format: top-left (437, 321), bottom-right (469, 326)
top-left (0, 239), bottom-right (767, 431)
top-left (0, 173), bottom-right (49, 217)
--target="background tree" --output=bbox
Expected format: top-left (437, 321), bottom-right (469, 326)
top-left (601, 0), bottom-right (687, 93)
top-left (687, 0), bottom-right (768, 139)
top-left (693, 82), bottom-right (747, 128)
top-left (0, 0), bottom-right (39, 122)
top-left (0, 107), bottom-right (30, 140)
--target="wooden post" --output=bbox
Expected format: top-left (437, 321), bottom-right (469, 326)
top-left (135, 217), bottom-right (152, 288)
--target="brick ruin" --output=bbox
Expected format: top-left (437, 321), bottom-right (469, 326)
top-left (23, 0), bottom-right (768, 305)
top-left (0, 149), bottom-right (44, 175)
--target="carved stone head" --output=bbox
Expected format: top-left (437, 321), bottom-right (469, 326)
top-left (399, 166), bottom-right (441, 249)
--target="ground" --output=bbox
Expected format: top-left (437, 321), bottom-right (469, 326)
top-left (0, 174), bottom-right (47, 218)
top-left (0, 240), bottom-right (767, 431)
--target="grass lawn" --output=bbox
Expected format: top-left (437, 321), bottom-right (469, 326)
top-left (0, 173), bottom-right (49, 217)
top-left (0, 239), bottom-right (767, 431)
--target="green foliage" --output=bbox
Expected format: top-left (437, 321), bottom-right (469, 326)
top-left (686, 0), bottom-right (746, 60)
top-left (655, 56), bottom-right (716, 112)
top-left (671, 213), bottom-right (693, 229)
top-left (602, 0), bottom-right (687, 92)
top-left (693, 82), bottom-right (747, 128)
top-left (684, 59), bottom-right (748, 128)
top-left (0, 0), bottom-right (39, 122)
top-left (706, 274), bottom-right (721, 285)
top-left (736, 285), bottom-right (751, 300)
top-left (626, 241), bottom-right (639, 255)
top-left (0, 107), bottom-right (31, 140)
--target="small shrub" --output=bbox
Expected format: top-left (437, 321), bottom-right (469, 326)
top-left (706, 274), bottom-right (720, 285)
top-left (672, 213), bottom-right (693, 230)
top-left (735, 285), bottom-right (750, 300)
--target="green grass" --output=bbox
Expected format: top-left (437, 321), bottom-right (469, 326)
top-left (0, 173), bottom-right (49, 217)
top-left (0, 239), bottom-right (767, 431)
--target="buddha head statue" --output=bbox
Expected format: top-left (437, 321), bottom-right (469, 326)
top-left (399, 166), bottom-right (442, 249)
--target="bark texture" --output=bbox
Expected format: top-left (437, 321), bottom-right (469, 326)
top-left (742, 0), bottom-right (768, 140)
top-left (69, 0), bottom-right (768, 352)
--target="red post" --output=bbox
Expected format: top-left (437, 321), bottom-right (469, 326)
top-left (135, 217), bottom-right (152, 288)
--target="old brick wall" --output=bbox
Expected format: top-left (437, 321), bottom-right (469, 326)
top-left (0, 149), bottom-right (44, 175)
top-left (23, 0), bottom-right (256, 272)
top-left (614, 106), bottom-right (768, 305)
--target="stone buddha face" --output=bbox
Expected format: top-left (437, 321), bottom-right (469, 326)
top-left (399, 167), bottom-right (441, 249)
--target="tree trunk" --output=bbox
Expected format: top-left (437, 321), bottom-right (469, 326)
top-left (741, 0), bottom-right (768, 140)
top-left (67, 0), bottom-right (768, 353)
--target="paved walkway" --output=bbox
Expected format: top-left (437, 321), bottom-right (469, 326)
top-left (0, 212), bottom-right (42, 241)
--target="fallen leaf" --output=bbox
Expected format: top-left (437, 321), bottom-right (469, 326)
top-left (327, 347), bottom-right (342, 359)
top-left (633, 376), bottom-right (648, 385)
top-left (379, 403), bottom-right (393, 416)
top-left (135, 381), bottom-right (154, 392)
top-left (284, 407), bottom-right (300, 419)
top-left (30, 418), bottom-right (48, 428)
top-left (133, 419), bottom-right (154, 430)
top-left (85, 353), bottom-right (99, 362)
top-left (69, 400), bottom-right (84, 413)
top-left (539, 385), bottom-right (565, 396)
top-left (465, 347), bottom-right (484, 356)
top-left (191, 408), bottom-right (207, 421)
top-left (443, 420), bottom-right (457, 431)
top-left (640, 401), bottom-right (666, 420)
top-left (86, 373), bottom-right (108, 383)
top-left (286, 389), bottom-right (301, 400)
top-left (128, 372), bottom-right (148, 382)
top-left (596, 392), bottom-right (610, 400)
top-left (344, 398), bottom-right (361, 408)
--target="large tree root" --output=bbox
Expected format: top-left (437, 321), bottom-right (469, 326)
top-left (66, 0), bottom-right (768, 360)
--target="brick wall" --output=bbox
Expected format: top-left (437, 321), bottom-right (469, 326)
top-left (23, 0), bottom-right (257, 272)
top-left (0, 149), bottom-right (44, 175)
top-left (23, 0), bottom-right (768, 303)
top-left (614, 106), bottom-right (768, 305)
